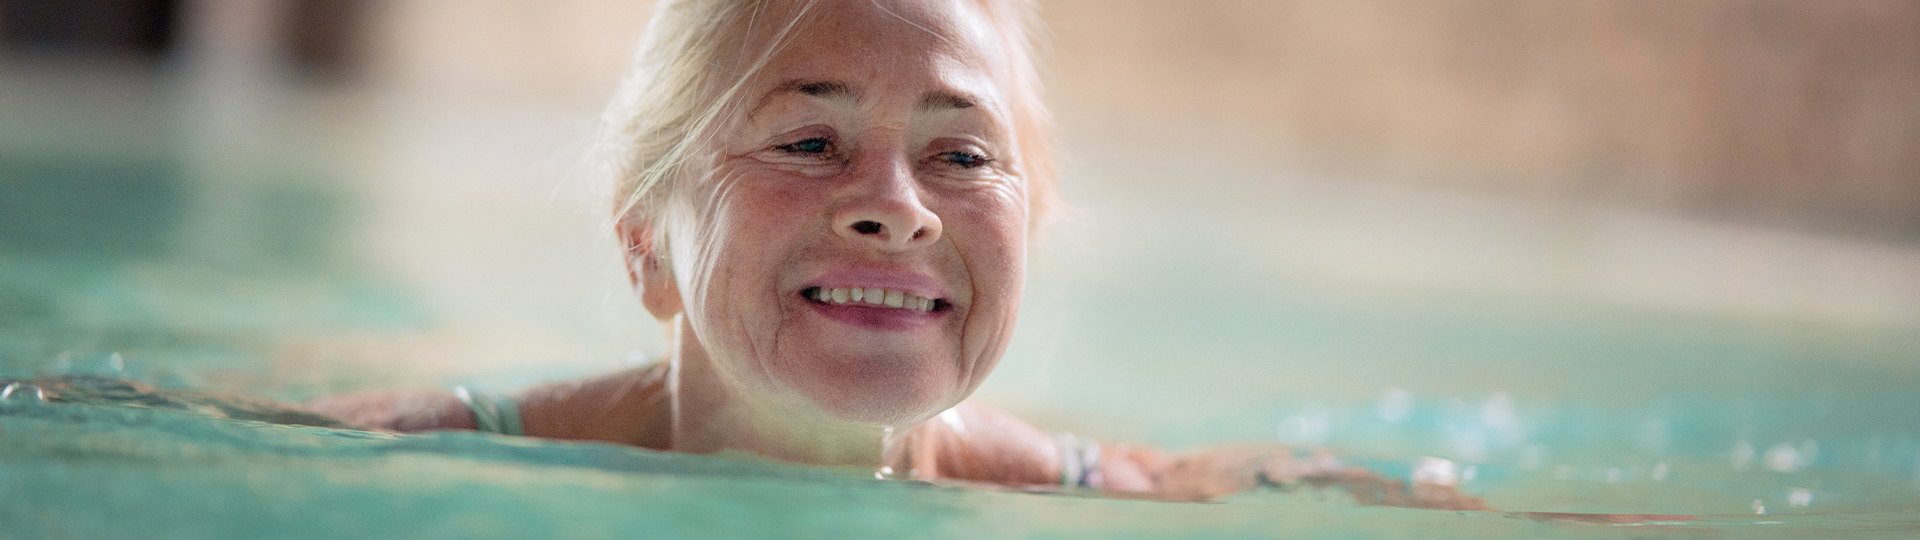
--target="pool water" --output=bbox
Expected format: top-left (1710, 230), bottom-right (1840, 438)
top-left (5, 58), bottom-right (1920, 538)
top-left (4, 373), bottom-right (1918, 539)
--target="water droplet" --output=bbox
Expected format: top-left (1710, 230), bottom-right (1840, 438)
top-left (1605, 468), bottom-right (1623, 483)
top-left (0, 382), bottom-right (44, 402)
top-left (1751, 499), bottom-right (1766, 514)
top-left (1652, 462), bottom-right (1669, 481)
top-left (877, 425), bottom-right (909, 481)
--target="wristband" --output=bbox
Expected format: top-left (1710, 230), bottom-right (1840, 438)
top-left (453, 386), bottom-right (524, 436)
top-left (1054, 432), bottom-right (1104, 488)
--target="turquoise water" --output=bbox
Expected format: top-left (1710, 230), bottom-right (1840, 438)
top-left (6, 58), bottom-right (1920, 538)
top-left (5, 374), bottom-right (1919, 539)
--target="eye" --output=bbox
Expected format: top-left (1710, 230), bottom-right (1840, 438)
top-left (936, 151), bottom-right (994, 169)
top-left (776, 137), bottom-right (833, 155)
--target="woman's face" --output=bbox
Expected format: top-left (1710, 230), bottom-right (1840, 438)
top-left (663, 0), bottom-right (1028, 425)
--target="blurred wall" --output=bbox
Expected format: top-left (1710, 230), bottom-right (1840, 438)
top-left (1040, 0), bottom-right (1920, 241)
top-left (332, 0), bottom-right (1920, 239)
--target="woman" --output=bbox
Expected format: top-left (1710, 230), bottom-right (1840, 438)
top-left (310, 0), bottom-right (1480, 508)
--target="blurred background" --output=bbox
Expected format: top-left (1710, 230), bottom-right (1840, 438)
top-left (4, 0), bottom-right (1920, 509)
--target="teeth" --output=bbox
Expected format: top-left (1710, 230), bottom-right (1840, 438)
top-left (808, 287), bottom-right (938, 312)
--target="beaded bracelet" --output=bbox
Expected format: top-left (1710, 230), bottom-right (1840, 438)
top-left (453, 386), bottom-right (524, 436)
top-left (1054, 432), bottom-right (1104, 488)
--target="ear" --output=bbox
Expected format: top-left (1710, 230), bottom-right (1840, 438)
top-left (619, 219), bottom-right (684, 321)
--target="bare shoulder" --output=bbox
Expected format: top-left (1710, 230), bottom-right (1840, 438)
top-left (518, 362), bottom-right (672, 448)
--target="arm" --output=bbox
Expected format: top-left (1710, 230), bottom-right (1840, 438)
top-left (303, 389), bottom-right (475, 432)
top-left (303, 364), bottom-right (671, 447)
top-left (913, 401), bottom-right (1486, 509)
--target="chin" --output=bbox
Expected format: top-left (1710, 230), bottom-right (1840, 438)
top-left (782, 352), bottom-right (965, 426)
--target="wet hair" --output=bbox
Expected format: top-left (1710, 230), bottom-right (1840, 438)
top-left (598, 0), bottom-right (1056, 245)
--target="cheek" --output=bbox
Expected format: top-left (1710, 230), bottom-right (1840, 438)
top-left (954, 188), bottom-right (1030, 287)
top-left (945, 186), bottom-right (1029, 333)
top-left (678, 171), bottom-right (819, 332)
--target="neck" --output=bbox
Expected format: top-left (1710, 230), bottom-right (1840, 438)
top-left (666, 317), bottom-right (896, 468)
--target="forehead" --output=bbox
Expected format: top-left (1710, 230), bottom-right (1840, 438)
top-left (737, 0), bottom-right (1014, 114)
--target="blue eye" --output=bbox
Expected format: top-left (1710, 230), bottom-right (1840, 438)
top-left (939, 151), bottom-right (992, 169)
top-left (777, 138), bottom-right (831, 154)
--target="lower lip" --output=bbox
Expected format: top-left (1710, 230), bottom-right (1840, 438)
top-left (805, 298), bottom-right (944, 331)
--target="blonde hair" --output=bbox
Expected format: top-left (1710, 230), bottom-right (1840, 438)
top-left (599, 0), bottom-right (1056, 241)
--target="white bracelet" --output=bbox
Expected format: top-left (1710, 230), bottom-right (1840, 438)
top-left (1054, 432), bottom-right (1103, 488)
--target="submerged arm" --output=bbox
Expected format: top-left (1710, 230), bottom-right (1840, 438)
top-left (914, 402), bottom-right (1486, 508)
top-left (302, 388), bottom-right (475, 432)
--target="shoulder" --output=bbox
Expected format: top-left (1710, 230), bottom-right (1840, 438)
top-left (518, 362), bottom-right (672, 448)
top-left (903, 400), bottom-right (1062, 485)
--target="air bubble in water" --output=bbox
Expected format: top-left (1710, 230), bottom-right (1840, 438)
top-left (0, 382), bottom-right (43, 402)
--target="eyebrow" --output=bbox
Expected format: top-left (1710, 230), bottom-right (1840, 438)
top-left (750, 78), bottom-right (981, 118)
top-left (921, 91), bottom-right (976, 111)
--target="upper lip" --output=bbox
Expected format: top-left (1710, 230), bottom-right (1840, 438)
top-left (801, 265), bottom-right (951, 300)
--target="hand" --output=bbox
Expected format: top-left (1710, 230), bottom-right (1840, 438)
top-left (1152, 445), bottom-right (1490, 510)
top-left (1271, 452), bottom-right (1490, 511)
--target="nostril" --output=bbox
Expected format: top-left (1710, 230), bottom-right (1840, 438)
top-left (851, 221), bottom-right (883, 235)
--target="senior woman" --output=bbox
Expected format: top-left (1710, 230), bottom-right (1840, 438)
top-left (310, 0), bottom-right (1479, 508)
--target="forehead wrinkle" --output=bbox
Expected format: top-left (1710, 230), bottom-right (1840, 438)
top-left (866, 0), bottom-right (957, 48)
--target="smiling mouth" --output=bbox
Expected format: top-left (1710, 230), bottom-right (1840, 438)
top-left (802, 286), bottom-right (948, 312)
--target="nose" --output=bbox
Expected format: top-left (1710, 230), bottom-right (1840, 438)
top-left (832, 151), bottom-right (942, 250)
